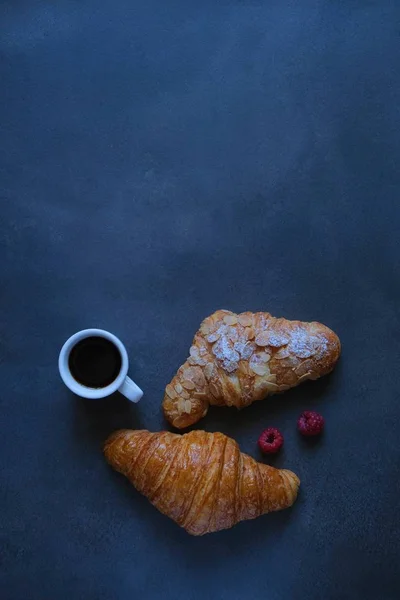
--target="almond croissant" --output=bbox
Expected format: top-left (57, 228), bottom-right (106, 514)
top-left (104, 429), bottom-right (299, 536)
top-left (163, 310), bottom-right (341, 428)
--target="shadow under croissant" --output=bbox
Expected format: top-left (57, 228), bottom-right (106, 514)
top-left (106, 462), bottom-right (301, 547)
top-left (167, 366), bottom-right (340, 441)
top-left (71, 391), bottom-right (145, 448)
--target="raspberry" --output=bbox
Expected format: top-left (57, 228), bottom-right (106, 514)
top-left (258, 427), bottom-right (284, 454)
top-left (297, 411), bottom-right (324, 436)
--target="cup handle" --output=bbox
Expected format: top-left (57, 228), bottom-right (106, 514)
top-left (118, 376), bottom-right (143, 403)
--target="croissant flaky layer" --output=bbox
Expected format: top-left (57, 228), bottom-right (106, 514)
top-left (163, 310), bottom-right (341, 428)
top-left (104, 429), bottom-right (300, 536)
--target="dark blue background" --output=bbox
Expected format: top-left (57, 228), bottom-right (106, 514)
top-left (1, 1), bottom-right (400, 599)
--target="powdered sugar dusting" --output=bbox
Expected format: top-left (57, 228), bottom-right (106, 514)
top-left (211, 323), bottom-right (241, 372)
top-left (233, 341), bottom-right (256, 360)
top-left (212, 335), bottom-right (239, 363)
top-left (288, 326), bottom-right (328, 359)
top-left (205, 313), bottom-right (331, 376)
top-left (267, 332), bottom-right (290, 347)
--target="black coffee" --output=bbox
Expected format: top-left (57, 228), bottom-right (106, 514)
top-left (68, 336), bottom-right (122, 388)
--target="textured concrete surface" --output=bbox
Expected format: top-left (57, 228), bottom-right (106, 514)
top-left (1, 1), bottom-right (400, 599)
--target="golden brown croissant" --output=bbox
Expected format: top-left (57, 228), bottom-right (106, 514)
top-left (104, 429), bottom-right (299, 536)
top-left (163, 310), bottom-right (341, 428)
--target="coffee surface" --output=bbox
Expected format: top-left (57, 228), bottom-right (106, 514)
top-left (68, 337), bottom-right (122, 388)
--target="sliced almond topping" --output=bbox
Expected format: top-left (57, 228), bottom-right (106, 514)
top-left (200, 322), bottom-right (211, 335)
top-left (204, 362), bottom-right (214, 380)
top-left (174, 383), bottom-right (183, 394)
top-left (212, 338), bottom-right (228, 360)
top-left (222, 359), bottom-right (238, 373)
top-left (245, 327), bottom-right (255, 340)
top-left (258, 351), bottom-right (271, 363)
top-left (255, 331), bottom-right (270, 346)
top-left (261, 381), bottom-right (279, 392)
top-left (207, 331), bottom-right (221, 343)
top-left (177, 399), bottom-right (186, 412)
top-left (250, 362), bottom-right (271, 377)
top-left (280, 356), bottom-right (299, 367)
top-left (274, 348), bottom-right (290, 360)
top-left (234, 341), bottom-right (244, 353)
top-left (189, 354), bottom-right (206, 367)
top-left (228, 328), bottom-right (238, 343)
top-left (184, 400), bottom-right (192, 414)
top-left (298, 373), bottom-right (312, 382)
top-left (195, 358), bottom-right (207, 367)
top-left (255, 330), bottom-right (290, 348)
top-left (181, 378), bottom-right (195, 390)
top-left (238, 341), bottom-right (255, 360)
top-left (267, 333), bottom-right (289, 348)
top-left (180, 388), bottom-right (190, 399)
top-left (207, 321), bottom-right (218, 333)
top-left (165, 384), bottom-right (177, 399)
top-left (223, 314), bottom-right (238, 325)
top-left (183, 366), bottom-right (196, 380)
top-left (190, 345), bottom-right (199, 358)
top-left (293, 348), bottom-right (314, 359)
top-left (209, 382), bottom-right (220, 399)
top-left (238, 314), bottom-right (253, 327)
top-left (191, 368), bottom-right (206, 388)
top-left (211, 313), bottom-right (222, 325)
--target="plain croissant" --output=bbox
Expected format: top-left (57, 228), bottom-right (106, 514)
top-left (104, 429), bottom-right (300, 536)
top-left (163, 310), bottom-right (341, 428)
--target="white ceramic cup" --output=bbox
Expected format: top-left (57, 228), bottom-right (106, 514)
top-left (58, 328), bottom-right (143, 402)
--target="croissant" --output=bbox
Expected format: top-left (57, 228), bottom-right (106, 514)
top-left (104, 429), bottom-right (299, 536)
top-left (163, 310), bottom-right (341, 428)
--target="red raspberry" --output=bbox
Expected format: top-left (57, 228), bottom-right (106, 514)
top-left (297, 411), bottom-right (324, 436)
top-left (258, 428), bottom-right (284, 454)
